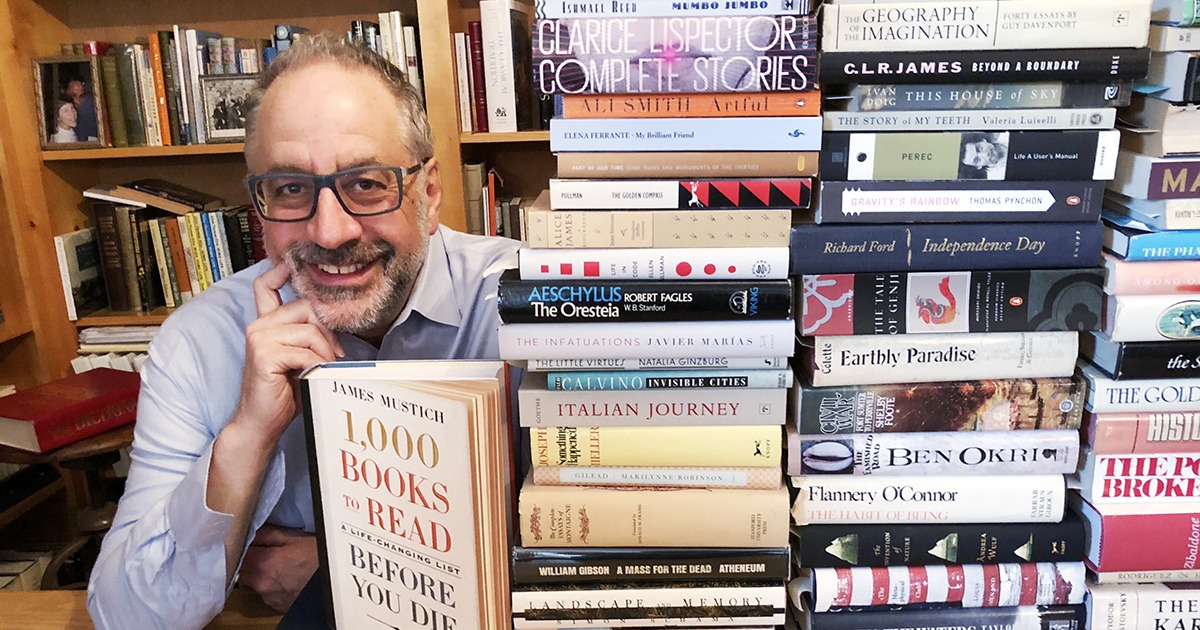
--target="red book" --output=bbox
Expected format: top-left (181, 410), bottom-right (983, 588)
top-left (1073, 495), bottom-right (1200, 581)
top-left (466, 21), bottom-right (489, 134)
top-left (0, 368), bottom-right (140, 453)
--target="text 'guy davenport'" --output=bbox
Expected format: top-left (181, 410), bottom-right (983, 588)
top-left (837, 7), bottom-right (1083, 43)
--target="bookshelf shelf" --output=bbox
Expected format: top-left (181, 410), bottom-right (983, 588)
top-left (460, 131), bottom-right (550, 144)
top-left (0, 477), bottom-right (66, 532)
top-left (0, 321), bottom-right (33, 345)
top-left (42, 144), bottom-right (246, 161)
top-left (76, 309), bottom-right (173, 327)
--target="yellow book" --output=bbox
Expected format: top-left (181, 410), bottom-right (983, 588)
top-left (183, 212), bottom-right (213, 290)
top-left (530, 424), bottom-right (781, 467)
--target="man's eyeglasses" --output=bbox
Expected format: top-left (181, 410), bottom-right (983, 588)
top-left (246, 160), bottom-right (429, 222)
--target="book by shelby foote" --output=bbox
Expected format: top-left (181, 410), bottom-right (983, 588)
top-left (300, 361), bottom-right (513, 630)
top-left (0, 368), bottom-right (140, 453)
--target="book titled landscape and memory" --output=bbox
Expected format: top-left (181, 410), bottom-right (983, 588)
top-left (300, 361), bottom-right (513, 629)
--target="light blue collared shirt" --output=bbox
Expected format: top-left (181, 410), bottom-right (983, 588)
top-left (87, 226), bottom-right (518, 630)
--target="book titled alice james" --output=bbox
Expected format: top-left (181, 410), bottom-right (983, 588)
top-left (533, 16), bottom-right (816, 94)
top-left (300, 361), bottom-right (513, 630)
top-left (805, 331), bottom-right (1079, 387)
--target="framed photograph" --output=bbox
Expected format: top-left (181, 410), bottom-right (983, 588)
top-left (199, 73), bottom-right (258, 142)
top-left (34, 56), bottom-right (107, 150)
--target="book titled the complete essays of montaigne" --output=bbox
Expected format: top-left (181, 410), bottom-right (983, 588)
top-left (300, 361), bottom-right (513, 629)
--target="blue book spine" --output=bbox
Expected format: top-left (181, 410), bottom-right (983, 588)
top-left (1104, 214), bottom-right (1200, 261)
top-left (790, 221), bottom-right (1102, 274)
top-left (199, 214), bottom-right (222, 281)
top-left (550, 116), bottom-right (822, 152)
top-left (546, 369), bottom-right (794, 390)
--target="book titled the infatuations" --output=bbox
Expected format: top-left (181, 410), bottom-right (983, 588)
top-left (300, 361), bottom-right (513, 629)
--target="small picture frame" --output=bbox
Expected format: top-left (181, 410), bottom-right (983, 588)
top-left (34, 56), bottom-right (107, 150)
top-left (200, 73), bottom-right (258, 142)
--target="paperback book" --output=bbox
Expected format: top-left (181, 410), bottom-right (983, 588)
top-left (817, 46), bottom-right (1150, 83)
top-left (511, 583), bottom-right (786, 629)
top-left (800, 603), bottom-right (1087, 630)
top-left (1103, 292), bottom-right (1200, 342)
top-left (1102, 212), bottom-right (1200, 261)
top-left (547, 177), bottom-right (813, 210)
top-left (499, 319), bottom-right (796, 360)
top-left (815, 181), bottom-right (1106, 223)
top-left (530, 424), bottom-right (782, 467)
top-left (546, 368), bottom-right (793, 390)
top-left (524, 357), bottom-right (789, 371)
top-left (530, 465), bottom-right (782, 489)
top-left (516, 245), bottom-right (791, 281)
top-left (1089, 582), bottom-right (1200, 630)
top-left (522, 207), bottom-right (793, 249)
top-left (558, 92), bottom-right (821, 118)
top-left (509, 546), bottom-right (789, 584)
top-left (821, 107), bottom-right (1117, 132)
top-left (556, 151), bottom-right (820, 179)
top-left (827, 81), bottom-right (1132, 111)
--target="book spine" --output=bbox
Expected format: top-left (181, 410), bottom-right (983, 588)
top-left (518, 379), bottom-right (788, 427)
top-left (402, 25), bottom-right (421, 92)
top-left (1105, 293), bottom-right (1200, 342)
top-left (790, 221), bottom-right (1103, 273)
top-left (1106, 226), bottom-right (1200, 261)
top-left (1089, 583), bottom-right (1200, 630)
top-left (822, 0), bottom-right (1151, 52)
top-left (798, 515), bottom-right (1086, 568)
top-left (114, 45), bottom-right (147, 146)
top-left (197, 213), bottom-right (221, 281)
top-left (498, 278), bottom-right (794, 323)
top-left (1076, 452), bottom-right (1200, 504)
top-left (90, 203), bottom-right (130, 312)
top-left (548, 178), bottom-right (813, 210)
top-left (525, 357), bottom-right (789, 370)
top-left (1153, 0), bottom-right (1200, 25)
top-left (499, 319), bottom-right (796, 360)
top-left (137, 46), bottom-right (162, 146)
top-left (1085, 336), bottom-right (1200, 379)
top-left (518, 482), bottom-right (790, 547)
top-left (98, 55), bottom-right (129, 147)
top-left (453, 32), bottom-right (472, 133)
top-left (162, 217), bottom-right (193, 302)
top-left (1087, 411), bottom-right (1200, 454)
top-left (510, 547), bottom-right (789, 584)
top-left (819, 47), bottom-right (1151, 83)
top-left (1083, 365), bottom-right (1200, 413)
top-left (808, 562), bottom-right (1086, 611)
top-left (549, 117), bottom-right (824, 152)
top-left (112, 207), bottom-right (144, 311)
top-left (805, 331), bottom-right (1079, 387)
top-left (147, 34), bottom-right (172, 145)
top-left (1090, 568), bottom-right (1200, 583)
top-left (35, 389), bottom-right (139, 452)
top-left (1106, 195), bottom-right (1200, 231)
top-left (146, 219), bottom-right (176, 308)
top-left (796, 377), bottom-right (1086, 435)
top-left (1113, 152), bottom-right (1200, 201)
top-left (809, 604), bottom-right (1086, 630)
top-left (560, 92), bottom-right (822, 118)
top-left (466, 21), bottom-right (489, 133)
top-left (221, 213), bottom-right (248, 272)
top-left (530, 465), bottom-right (781, 488)
top-left (1145, 51), bottom-right (1200, 103)
top-left (831, 81), bottom-right (1131, 111)
top-left (818, 180), bottom-right (1106, 223)
top-left (53, 234), bottom-right (79, 321)
top-left (510, 586), bottom-right (785, 624)
top-left (823, 107), bottom-right (1116, 132)
top-left (546, 369), bottom-right (793, 390)
top-left (1074, 495), bottom-right (1200, 572)
top-left (530, 424), bottom-right (782, 467)
top-left (517, 246), bottom-right (791, 280)
top-left (184, 213), bottom-right (212, 291)
top-left (1103, 256), bottom-right (1200, 294)
top-left (800, 269), bottom-right (1104, 336)
top-left (523, 208), bottom-right (792, 249)
top-left (822, 130), bottom-right (1118, 182)
top-left (533, 16), bottom-right (816, 94)
top-left (207, 212), bottom-right (234, 278)
top-left (479, 0), bottom-right (519, 132)
top-left (534, 0), bottom-right (806, 17)
top-left (556, 151), bottom-right (820, 179)
top-left (1151, 23), bottom-right (1200, 51)
top-left (789, 429), bottom-right (1080, 476)
top-left (173, 216), bottom-right (202, 295)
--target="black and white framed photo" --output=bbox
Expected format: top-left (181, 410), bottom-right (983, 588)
top-left (199, 73), bottom-right (258, 142)
top-left (34, 56), bottom-right (107, 149)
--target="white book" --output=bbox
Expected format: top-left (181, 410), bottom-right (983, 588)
top-left (1104, 292), bottom-right (1200, 342)
top-left (389, 11), bottom-right (408, 72)
top-left (53, 228), bottom-right (104, 321)
top-left (524, 357), bottom-right (789, 371)
top-left (403, 25), bottom-right (422, 92)
top-left (1106, 191), bottom-right (1200, 230)
top-left (789, 473), bottom-right (1067, 524)
top-left (1080, 361), bottom-right (1200, 413)
top-left (1145, 50), bottom-right (1200, 102)
top-left (377, 11), bottom-right (395, 67)
top-left (517, 245), bottom-right (791, 280)
top-left (821, 0), bottom-right (1151, 53)
top-left (534, 0), bottom-right (806, 16)
top-left (1109, 149), bottom-right (1200, 199)
top-left (1150, 23), bottom-right (1200, 51)
top-left (186, 29), bottom-right (222, 144)
top-left (479, 0), bottom-right (527, 132)
top-left (207, 212), bottom-right (234, 278)
top-left (1090, 583), bottom-right (1200, 630)
top-left (518, 372), bottom-right (788, 427)
top-left (822, 107), bottom-right (1117, 132)
top-left (1090, 568), bottom-right (1200, 584)
top-left (511, 585), bottom-right (785, 629)
top-left (171, 25), bottom-right (193, 143)
top-left (145, 218), bottom-right (176, 308)
top-left (453, 32), bottom-right (472, 133)
top-left (499, 319), bottom-right (796, 360)
top-left (135, 45), bottom-right (163, 146)
top-left (70, 356), bottom-right (93, 374)
top-left (806, 331), bottom-right (1079, 387)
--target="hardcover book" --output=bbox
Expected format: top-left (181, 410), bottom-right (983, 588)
top-left (559, 92), bottom-right (821, 118)
top-left (498, 271), bottom-right (793, 323)
top-left (1085, 411), bottom-right (1200, 454)
top-left (509, 546), bottom-right (789, 584)
top-left (511, 583), bottom-right (786, 628)
top-left (1110, 149), bottom-right (1200, 200)
top-left (123, 178), bottom-right (223, 213)
top-left (818, 47), bottom-right (1150, 83)
top-left (1104, 293), bottom-right (1200, 343)
top-left (815, 181), bottom-right (1106, 223)
top-left (1102, 212), bottom-right (1200, 261)
top-left (821, 130), bottom-right (1119, 182)
top-left (1103, 251), bottom-right (1200, 295)
top-left (549, 116), bottom-right (824, 152)
top-left (299, 361), bottom-right (513, 630)
top-left (547, 177), bottom-right (813, 210)
top-left (1083, 331), bottom-right (1200, 379)
top-left (801, 603), bottom-right (1087, 630)
top-left (531, 424), bottom-right (782, 467)
top-left (827, 81), bottom-right (1132, 112)
top-left (794, 512), bottom-right (1087, 568)
top-left (525, 357), bottom-right (789, 371)
top-left (794, 376), bottom-right (1086, 435)
top-left (530, 465), bottom-right (782, 489)
top-left (1072, 495), bottom-right (1200, 579)
top-left (0, 368), bottom-right (140, 453)
top-left (786, 429), bottom-right (1081, 476)
top-left (789, 473), bottom-right (1066, 525)
top-left (556, 151), bottom-right (820, 179)
top-left (522, 206), bottom-right (793, 249)
top-left (534, 0), bottom-right (807, 17)
top-left (533, 16), bottom-right (816, 94)
top-left (821, 107), bottom-right (1117, 132)
top-left (498, 318), bottom-right (796, 361)
top-left (516, 245), bottom-right (791, 281)
top-left (800, 269), bottom-right (1103, 336)
top-left (1089, 582), bottom-right (1200, 630)
top-left (1080, 361), bottom-right (1200, 413)
top-left (804, 331), bottom-right (1080, 387)
top-left (53, 228), bottom-right (107, 321)
top-left (1073, 447), bottom-right (1200, 504)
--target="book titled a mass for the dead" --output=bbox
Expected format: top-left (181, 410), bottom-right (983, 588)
top-left (300, 361), bottom-right (513, 630)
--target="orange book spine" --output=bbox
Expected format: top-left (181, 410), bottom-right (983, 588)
top-left (147, 34), bottom-right (173, 146)
top-left (561, 91), bottom-right (821, 119)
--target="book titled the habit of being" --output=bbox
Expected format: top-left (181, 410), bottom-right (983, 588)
top-left (300, 361), bottom-right (513, 629)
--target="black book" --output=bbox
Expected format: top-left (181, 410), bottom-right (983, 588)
top-left (510, 546), bottom-right (789, 585)
top-left (1082, 331), bottom-right (1200, 379)
top-left (818, 47), bottom-right (1150, 84)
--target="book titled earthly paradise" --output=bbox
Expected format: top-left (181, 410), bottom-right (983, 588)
top-left (300, 361), bottom-right (513, 630)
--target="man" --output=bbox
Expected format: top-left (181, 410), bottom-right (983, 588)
top-left (87, 33), bottom-right (518, 630)
top-left (65, 79), bottom-right (99, 142)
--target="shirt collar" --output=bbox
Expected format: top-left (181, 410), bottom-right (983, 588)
top-left (390, 226), bottom-right (459, 330)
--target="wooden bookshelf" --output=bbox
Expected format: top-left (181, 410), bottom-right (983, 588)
top-left (460, 130), bottom-right (550, 144)
top-left (76, 308), bottom-right (172, 327)
top-left (43, 143), bottom-right (245, 161)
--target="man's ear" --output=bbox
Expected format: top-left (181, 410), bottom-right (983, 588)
top-left (422, 158), bottom-right (443, 234)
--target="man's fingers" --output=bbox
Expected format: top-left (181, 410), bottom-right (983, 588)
top-left (249, 323), bottom-right (341, 365)
top-left (252, 298), bottom-right (346, 359)
top-left (254, 263), bottom-right (292, 318)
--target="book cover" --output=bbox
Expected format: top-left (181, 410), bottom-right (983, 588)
top-left (1084, 324), bottom-right (1200, 379)
top-left (517, 372), bottom-right (787, 427)
top-left (522, 207), bottom-right (793, 248)
top-left (559, 92), bottom-right (820, 118)
top-left (1089, 582), bottom-right (1200, 630)
top-left (518, 476), bottom-right (789, 547)
top-left (821, 130), bottom-right (1118, 182)
top-left (516, 246), bottom-right (792, 283)
top-left (1086, 411), bottom-right (1200, 454)
top-left (1072, 494), bottom-right (1200, 577)
top-left (525, 357), bottom-right (789, 371)
top-left (547, 177), bottom-right (813, 210)
top-left (549, 116), bottom-right (824, 152)
top-left (819, 47), bottom-right (1150, 84)
top-left (533, 16), bottom-right (816, 94)
top-left (828, 81), bottom-right (1131, 112)
top-left (1080, 361), bottom-right (1200, 412)
top-left (511, 584), bottom-right (786, 628)
top-left (1104, 293), bottom-right (1200, 342)
top-left (530, 465), bottom-right (782, 489)
top-left (821, 0), bottom-right (1151, 52)
top-left (1073, 447), bottom-right (1200, 504)
top-left (546, 368), bottom-right (792, 389)
top-left (556, 151), bottom-right (820, 179)
top-left (822, 107), bottom-right (1117, 132)
top-left (1102, 253), bottom-right (1200, 295)
top-left (795, 512), bottom-right (1087, 568)
top-left (789, 473), bottom-right (1066, 525)
top-left (479, 0), bottom-right (535, 132)
top-left (794, 376), bottom-right (1085, 435)
top-left (498, 271), bottom-right (793, 323)
top-left (1103, 212), bottom-right (1200, 261)
top-left (787, 429), bottom-right (1081, 476)
top-left (53, 228), bottom-right (107, 321)
top-left (125, 178), bottom-right (222, 212)
top-left (300, 361), bottom-right (513, 630)
top-left (802, 562), bottom-right (1086, 612)
top-left (805, 331), bottom-right (1079, 387)
top-left (530, 424), bottom-right (782, 467)
top-left (498, 318), bottom-right (796, 360)
top-left (800, 269), bottom-right (1103, 336)
top-left (509, 546), bottom-right (789, 584)
top-left (803, 603), bottom-right (1087, 630)
top-left (0, 368), bottom-right (140, 453)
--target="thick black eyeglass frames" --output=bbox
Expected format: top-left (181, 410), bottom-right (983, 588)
top-left (246, 159), bottom-right (430, 222)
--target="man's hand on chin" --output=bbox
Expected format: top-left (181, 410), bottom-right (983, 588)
top-left (239, 524), bottom-right (319, 612)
